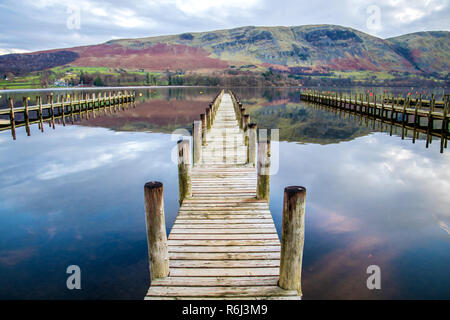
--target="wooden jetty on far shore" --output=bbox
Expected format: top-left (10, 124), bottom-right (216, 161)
top-left (144, 90), bottom-right (306, 300)
top-left (0, 90), bottom-right (136, 139)
top-left (301, 90), bottom-right (449, 153)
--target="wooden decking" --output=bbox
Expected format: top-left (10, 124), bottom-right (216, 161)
top-left (145, 93), bottom-right (300, 300)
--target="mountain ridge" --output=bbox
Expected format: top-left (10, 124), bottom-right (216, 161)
top-left (0, 24), bottom-right (448, 87)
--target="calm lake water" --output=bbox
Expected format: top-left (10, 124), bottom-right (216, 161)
top-left (0, 87), bottom-right (448, 299)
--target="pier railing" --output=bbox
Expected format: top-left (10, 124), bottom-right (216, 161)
top-left (0, 90), bottom-right (136, 139)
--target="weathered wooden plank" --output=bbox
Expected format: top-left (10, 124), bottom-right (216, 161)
top-left (168, 267), bottom-right (280, 277)
top-left (146, 286), bottom-right (297, 297)
top-left (168, 234), bottom-right (279, 240)
top-left (170, 228), bottom-right (277, 234)
top-left (171, 223), bottom-right (276, 229)
top-left (169, 259), bottom-right (280, 268)
top-left (174, 219), bottom-right (273, 224)
top-left (168, 239), bottom-right (280, 246)
top-left (168, 252), bottom-right (280, 260)
top-left (150, 276), bottom-right (279, 286)
top-left (168, 245), bottom-right (280, 253)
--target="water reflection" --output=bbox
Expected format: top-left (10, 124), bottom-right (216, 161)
top-left (0, 125), bottom-right (179, 299)
top-left (269, 136), bottom-right (450, 299)
top-left (0, 87), bottom-right (449, 299)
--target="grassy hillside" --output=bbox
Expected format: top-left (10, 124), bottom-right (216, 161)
top-left (386, 31), bottom-right (450, 77)
top-left (0, 25), bottom-right (448, 88)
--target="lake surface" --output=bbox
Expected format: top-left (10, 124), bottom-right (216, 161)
top-left (0, 87), bottom-right (448, 299)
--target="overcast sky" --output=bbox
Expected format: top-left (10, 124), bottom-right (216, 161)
top-left (0, 0), bottom-right (448, 54)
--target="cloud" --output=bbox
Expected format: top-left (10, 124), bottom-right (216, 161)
top-left (0, 48), bottom-right (30, 55)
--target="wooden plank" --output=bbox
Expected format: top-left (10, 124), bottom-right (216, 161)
top-left (168, 234), bottom-right (279, 240)
top-left (168, 245), bottom-right (280, 253)
top-left (171, 223), bottom-right (276, 229)
top-left (168, 267), bottom-right (280, 277)
top-left (150, 276), bottom-right (279, 286)
top-left (169, 259), bottom-right (280, 268)
top-left (170, 228), bottom-right (277, 234)
top-left (146, 286), bottom-right (297, 297)
top-left (168, 252), bottom-right (280, 260)
top-left (168, 239), bottom-right (280, 246)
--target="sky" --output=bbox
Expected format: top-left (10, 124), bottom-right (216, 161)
top-left (0, 0), bottom-right (449, 54)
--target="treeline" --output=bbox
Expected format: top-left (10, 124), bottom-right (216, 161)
top-left (22, 67), bottom-right (450, 88)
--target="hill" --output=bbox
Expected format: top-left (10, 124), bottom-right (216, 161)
top-left (0, 25), bottom-right (448, 87)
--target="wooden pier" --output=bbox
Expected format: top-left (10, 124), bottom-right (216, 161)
top-left (301, 90), bottom-right (449, 153)
top-left (0, 90), bottom-right (135, 139)
top-left (144, 90), bottom-right (305, 300)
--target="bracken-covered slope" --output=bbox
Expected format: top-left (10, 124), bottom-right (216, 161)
top-left (386, 31), bottom-right (450, 77)
top-left (0, 25), bottom-right (448, 77)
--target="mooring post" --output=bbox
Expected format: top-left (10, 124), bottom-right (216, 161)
top-left (8, 98), bottom-right (16, 140)
top-left (248, 123), bottom-right (257, 166)
top-left (177, 139), bottom-right (192, 204)
top-left (206, 107), bottom-right (211, 130)
top-left (257, 138), bottom-right (270, 202)
top-left (144, 181), bottom-right (169, 281)
top-left (23, 97), bottom-right (30, 136)
top-left (193, 120), bottom-right (202, 165)
top-left (200, 113), bottom-right (207, 146)
top-left (240, 108), bottom-right (246, 129)
top-left (279, 186), bottom-right (306, 296)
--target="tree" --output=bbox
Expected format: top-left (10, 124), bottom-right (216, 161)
top-left (94, 76), bottom-right (103, 86)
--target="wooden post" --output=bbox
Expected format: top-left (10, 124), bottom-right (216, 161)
top-left (426, 94), bottom-right (435, 148)
top-left (206, 107), bottom-right (212, 129)
top-left (201, 113), bottom-right (207, 146)
top-left (38, 96), bottom-right (44, 132)
top-left (257, 138), bottom-right (270, 202)
top-left (193, 120), bottom-right (202, 165)
top-left (50, 93), bottom-right (55, 129)
top-left (240, 108), bottom-right (246, 129)
top-left (177, 139), bottom-right (192, 204)
top-left (243, 114), bottom-right (250, 145)
top-left (248, 123), bottom-right (257, 166)
top-left (279, 186), bottom-right (306, 295)
top-left (144, 181), bottom-right (169, 280)
top-left (23, 97), bottom-right (30, 136)
top-left (9, 98), bottom-right (16, 140)
top-left (61, 96), bottom-right (66, 126)
top-left (92, 92), bottom-right (96, 118)
top-left (70, 95), bottom-right (74, 124)
top-left (440, 100), bottom-right (448, 153)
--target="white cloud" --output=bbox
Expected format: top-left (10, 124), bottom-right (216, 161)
top-left (0, 48), bottom-right (30, 55)
top-left (0, 0), bottom-right (448, 52)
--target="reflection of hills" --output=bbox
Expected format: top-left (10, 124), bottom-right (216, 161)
top-left (79, 99), bottom-right (207, 133)
top-left (246, 102), bottom-right (372, 144)
top-left (79, 87), bottom-right (372, 144)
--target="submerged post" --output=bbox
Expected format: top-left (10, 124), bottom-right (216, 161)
top-left (177, 139), bottom-right (192, 204)
top-left (257, 138), bottom-right (270, 201)
top-left (193, 120), bottom-right (202, 165)
top-left (144, 181), bottom-right (169, 280)
top-left (279, 186), bottom-right (306, 296)
top-left (248, 123), bottom-right (257, 166)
